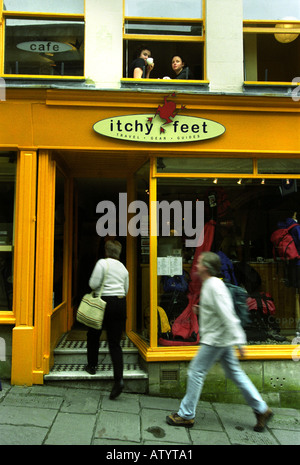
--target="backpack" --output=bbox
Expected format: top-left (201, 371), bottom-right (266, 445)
top-left (246, 292), bottom-right (276, 316)
top-left (224, 281), bottom-right (250, 328)
top-left (163, 271), bottom-right (189, 293)
top-left (217, 251), bottom-right (238, 285)
top-left (270, 223), bottom-right (300, 260)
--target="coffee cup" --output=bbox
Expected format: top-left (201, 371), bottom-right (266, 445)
top-left (147, 57), bottom-right (154, 65)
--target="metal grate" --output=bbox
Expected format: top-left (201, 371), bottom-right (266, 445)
top-left (161, 370), bottom-right (178, 381)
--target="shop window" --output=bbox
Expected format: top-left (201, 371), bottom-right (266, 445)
top-left (123, 0), bottom-right (205, 81)
top-left (2, 1), bottom-right (84, 78)
top-left (0, 152), bottom-right (16, 311)
top-left (139, 157), bottom-right (300, 348)
top-left (243, 0), bottom-right (300, 83)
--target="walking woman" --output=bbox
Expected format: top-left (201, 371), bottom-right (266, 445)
top-left (85, 240), bottom-right (129, 400)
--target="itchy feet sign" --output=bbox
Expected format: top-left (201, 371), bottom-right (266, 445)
top-left (93, 94), bottom-right (225, 143)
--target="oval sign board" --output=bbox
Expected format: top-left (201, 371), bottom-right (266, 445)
top-left (17, 41), bottom-right (72, 53)
top-left (93, 114), bottom-right (225, 143)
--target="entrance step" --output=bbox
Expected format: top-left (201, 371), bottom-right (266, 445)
top-left (44, 333), bottom-right (148, 393)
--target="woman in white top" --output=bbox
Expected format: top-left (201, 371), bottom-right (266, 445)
top-left (86, 240), bottom-right (129, 400)
top-left (167, 252), bottom-right (273, 432)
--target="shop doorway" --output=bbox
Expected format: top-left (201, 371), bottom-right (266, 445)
top-left (72, 177), bottom-right (127, 327)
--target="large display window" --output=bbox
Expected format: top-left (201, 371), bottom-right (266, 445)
top-left (136, 157), bottom-right (300, 353)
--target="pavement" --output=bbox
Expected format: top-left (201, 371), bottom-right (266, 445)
top-left (0, 380), bottom-right (300, 450)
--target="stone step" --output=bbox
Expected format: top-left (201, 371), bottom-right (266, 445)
top-left (44, 332), bottom-right (148, 393)
top-left (53, 335), bottom-right (139, 365)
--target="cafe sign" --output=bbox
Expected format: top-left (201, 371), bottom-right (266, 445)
top-left (17, 41), bottom-right (72, 53)
top-left (93, 94), bottom-right (225, 143)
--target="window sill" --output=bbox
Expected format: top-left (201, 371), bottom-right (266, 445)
top-left (121, 78), bottom-right (209, 92)
top-left (128, 331), bottom-right (298, 362)
top-left (243, 81), bottom-right (298, 96)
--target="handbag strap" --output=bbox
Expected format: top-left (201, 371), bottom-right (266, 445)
top-left (98, 259), bottom-right (109, 298)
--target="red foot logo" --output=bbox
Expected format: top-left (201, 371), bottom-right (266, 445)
top-left (148, 93), bottom-right (186, 133)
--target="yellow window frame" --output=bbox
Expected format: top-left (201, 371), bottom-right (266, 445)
top-left (243, 19), bottom-right (300, 87)
top-left (0, 3), bottom-right (85, 79)
top-left (128, 155), bottom-right (300, 362)
top-left (122, 0), bottom-right (207, 83)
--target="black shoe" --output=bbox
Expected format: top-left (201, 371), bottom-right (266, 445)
top-left (109, 379), bottom-right (124, 400)
top-left (85, 365), bottom-right (96, 375)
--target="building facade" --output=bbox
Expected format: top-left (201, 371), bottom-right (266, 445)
top-left (0, 0), bottom-right (300, 406)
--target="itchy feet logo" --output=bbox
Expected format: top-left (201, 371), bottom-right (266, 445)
top-left (93, 93), bottom-right (225, 143)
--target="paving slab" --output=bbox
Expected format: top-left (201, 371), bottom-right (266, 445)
top-left (60, 388), bottom-right (101, 414)
top-left (1, 391), bottom-right (64, 410)
top-left (190, 429), bottom-right (231, 445)
top-left (212, 403), bottom-right (278, 445)
top-left (271, 428), bottom-right (300, 445)
top-left (101, 392), bottom-right (140, 413)
top-left (0, 424), bottom-right (48, 445)
top-left (45, 412), bottom-right (96, 445)
top-left (95, 410), bottom-right (141, 443)
top-left (140, 395), bottom-right (181, 411)
top-left (268, 410), bottom-right (300, 431)
top-left (0, 405), bottom-right (57, 428)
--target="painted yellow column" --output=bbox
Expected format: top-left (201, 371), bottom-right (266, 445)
top-left (149, 158), bottom-right (158, 348)
top-left (11, 150), bottom-right (37, 385)
top-left (33, 150), bottom-right (56, 383)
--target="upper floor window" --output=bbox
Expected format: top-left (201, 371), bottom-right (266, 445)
top-left (2, 0), bottom-right (84, 78)
top-left (123, 0), bottom-right (205, 82)
top-left (243, 0), bottom-right (300, 83)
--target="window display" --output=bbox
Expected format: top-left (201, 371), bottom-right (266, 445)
top-left (137, 164), bottom-right (300, 348)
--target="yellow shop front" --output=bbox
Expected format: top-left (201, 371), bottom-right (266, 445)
top-left (0, 87), bottom-right (299, 403)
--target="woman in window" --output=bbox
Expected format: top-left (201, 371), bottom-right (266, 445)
top-left (128, 45), bottom-right (154, 78)
top-left (171, 55), bottom-right (192, 79)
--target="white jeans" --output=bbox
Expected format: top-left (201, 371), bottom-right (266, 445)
top-left (178, 344), bottom-right (267, 420)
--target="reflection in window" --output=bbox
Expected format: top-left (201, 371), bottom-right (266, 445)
top-left (3, 0), bottom-right (84, 13)
top-left (0, 152), bottom-right (16, 311)
top-left (4, 19), bottom-right (84, 76)
top-left (243, 0), bottom-right (300, 20)
top-left (125, 0), bottom-right (202, 18)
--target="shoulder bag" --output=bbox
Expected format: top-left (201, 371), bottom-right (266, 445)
top-left (76, 260), bottom-right (109, 330)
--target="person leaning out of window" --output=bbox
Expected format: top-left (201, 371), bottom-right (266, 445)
top-left (128, 45), bottom-right (155, 78)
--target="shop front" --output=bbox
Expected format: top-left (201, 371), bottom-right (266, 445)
top-left (0, 87), bottom-right (299, 405)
